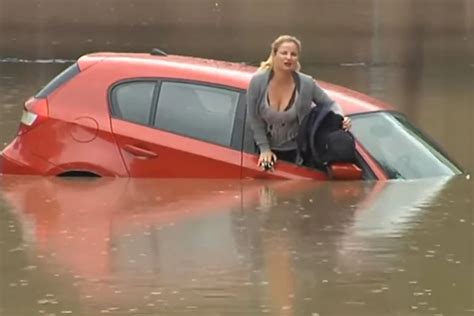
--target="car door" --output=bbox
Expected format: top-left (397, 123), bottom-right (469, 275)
top-left (110, 79), bottom-right (245, 178)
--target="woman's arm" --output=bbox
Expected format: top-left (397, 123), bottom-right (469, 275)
top-left (247, 76), bottom-right (270, 153)
top-left (312, 79), bottom-right (352, 129)
top-left (312, 80), bottom-right (343, 115)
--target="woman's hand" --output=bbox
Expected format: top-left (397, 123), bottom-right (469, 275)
top-left (258, 151), bottom-right (277, 170)
top-left (342, 116), bottom-right (352, 130)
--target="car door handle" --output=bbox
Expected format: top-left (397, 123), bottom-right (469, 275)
top-left (123, 145), bottom-right (158, 158)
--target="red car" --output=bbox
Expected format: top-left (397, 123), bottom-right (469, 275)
top-left (0, 50), bottom-right (463, 180)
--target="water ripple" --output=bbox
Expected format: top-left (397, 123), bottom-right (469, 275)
top-left (0, 57), bottom-right (75, 64)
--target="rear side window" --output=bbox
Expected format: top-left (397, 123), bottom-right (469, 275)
top-left (35, 63), bottom-right (80, 98)
top-left (154, 81), bottom-right (239, 147)
top-left (110, 81), bottom-right (156, 125)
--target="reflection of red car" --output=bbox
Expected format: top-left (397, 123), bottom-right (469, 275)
top-left (1, 176), bottom-right (453, 314)
top-left (0, 51), bottom-right (463, 180)
top-left (0, 176), bottom-right (371, 309)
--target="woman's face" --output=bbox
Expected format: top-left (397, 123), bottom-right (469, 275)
top-left (273, 41), bottom-right (299, 72)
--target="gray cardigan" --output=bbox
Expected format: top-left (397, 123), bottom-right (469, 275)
top-left (246, 69), bottom-right (342, 153)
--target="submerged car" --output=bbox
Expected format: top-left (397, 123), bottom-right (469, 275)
top-left (0, 50), bottom-right (464, 180)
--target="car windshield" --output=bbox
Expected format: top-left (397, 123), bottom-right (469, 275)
top-left (350, 111), bottom-right (462, 179)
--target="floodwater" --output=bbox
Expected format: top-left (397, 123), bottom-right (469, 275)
top-left (0, 176), bottom-right (473, 315)
top-left (1, 0), bottom-right (474, 315)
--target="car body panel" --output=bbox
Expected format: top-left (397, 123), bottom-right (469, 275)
top-left (111, 118), bottom-right (243, 178)
top-left (1, 134), bottom-right (61, 175)
top-left (1, 149), bottom-right (56, 175)
top-left (12, 117), bottom-right (127, 177)
top-left (241, 152), bottom-right (329, 180)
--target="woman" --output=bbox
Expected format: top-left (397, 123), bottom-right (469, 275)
top-left (246, 35), bottom-right (351, 169)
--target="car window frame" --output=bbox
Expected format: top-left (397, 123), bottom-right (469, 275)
top-left (35, 63), bottom-right (81, 98)
top-left (108, 78), bottom-right (246, 152)
top-left (109, 78), bottom-right (160, 127)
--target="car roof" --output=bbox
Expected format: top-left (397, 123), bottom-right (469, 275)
top-left (78, 52), bottom-right (393, 115)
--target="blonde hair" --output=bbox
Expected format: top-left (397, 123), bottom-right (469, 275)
top-left (258, 35), bottom-right (302, 71)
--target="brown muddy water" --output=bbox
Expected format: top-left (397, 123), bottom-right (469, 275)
top-left (0, 176), bottom-right (473, 316)
top-left (1, 0), bottom-right (474, 315)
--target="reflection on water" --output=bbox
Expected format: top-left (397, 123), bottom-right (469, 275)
top-left (0, 176), bottom-right (472, 315)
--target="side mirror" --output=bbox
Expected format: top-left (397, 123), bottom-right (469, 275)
top-left (328, 163), bottom-right (363, 180)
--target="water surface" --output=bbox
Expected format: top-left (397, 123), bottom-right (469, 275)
top-left (0, 176), bottom-right (473, 315)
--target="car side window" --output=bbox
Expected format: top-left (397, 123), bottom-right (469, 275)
top-left (111, 81), bottom-right (156, 125)
top-left (154, 82), bottom-right (240, 147)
